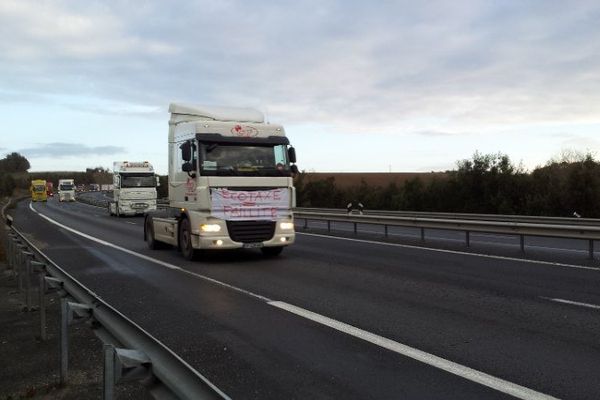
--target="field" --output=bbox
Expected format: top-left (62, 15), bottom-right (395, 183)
top-left (298, 172), bottom-right (447, 189)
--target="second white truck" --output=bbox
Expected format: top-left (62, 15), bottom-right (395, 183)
top-left (108, 161), bottom-right (158, 216)
top-left (58, 179), bottom-right (76, 202)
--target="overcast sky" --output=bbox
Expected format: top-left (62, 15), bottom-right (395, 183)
top-left (1, 0), bottom-right (599, 174)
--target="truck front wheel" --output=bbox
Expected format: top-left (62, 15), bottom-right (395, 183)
top-left (179, 218), bottom-right (199, 261)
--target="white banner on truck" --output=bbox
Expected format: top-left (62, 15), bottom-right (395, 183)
top-left (211, 188), bottom-right (289, 221)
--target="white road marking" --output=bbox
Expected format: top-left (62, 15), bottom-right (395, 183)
top-left (28, 202), bottom-right (271, 302)
top-left (268, 301), bottom-right (559, 400)
top-left (25, 202), bottom-right (564, 398)
top-left (126, 221), bottom-right (137, 225)
top-left (539, 296), bottom-right (600, 310)
top-left (297, 232), bottom-right (600, 272)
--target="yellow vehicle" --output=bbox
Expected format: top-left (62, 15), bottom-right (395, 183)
top-left (30, 179), bottom-right (48, 202)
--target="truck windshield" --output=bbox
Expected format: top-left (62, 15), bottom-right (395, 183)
top-left (33, 185), bottom-right (45, 192)
top-left (59, 184), bottom-right (74, 191)
top-left (199, 144), bottom-right (290, 177)
top-left (120, 173), bottom-right (156, 188)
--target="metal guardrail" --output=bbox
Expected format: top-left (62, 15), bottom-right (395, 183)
top-left (1, 200), bottom-right (230, 400)
top-left (295, 207), bottom-right (600, 226)
top-left (294, 210), bottom-right (600, 260)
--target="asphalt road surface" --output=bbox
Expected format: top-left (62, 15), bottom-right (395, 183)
top-left (10, 197), bottom-right (600, 399)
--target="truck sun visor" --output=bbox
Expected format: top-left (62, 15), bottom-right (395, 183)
top-left (195, 133), bottom-right (289, 146)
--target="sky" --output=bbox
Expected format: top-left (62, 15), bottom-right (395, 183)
top-left (1, 0), bottom-right (599, 174)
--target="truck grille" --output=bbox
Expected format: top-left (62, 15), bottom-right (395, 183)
top-left (226, 221), bottom-right (275, 243)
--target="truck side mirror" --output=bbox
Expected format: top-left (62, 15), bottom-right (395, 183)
top-left (290, 164), bottom-right (299, 175)
top-left (156, 176), bottom-right (160, 187)
top-left (288, 147), bottom-right (297, 164)
top-left (180, 141), bottom-right (192, 162)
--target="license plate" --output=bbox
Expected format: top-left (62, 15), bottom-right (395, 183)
top-left (243, 242), bottom-right (263, 249)
top-left (132, 203), bottom-right (147, 209)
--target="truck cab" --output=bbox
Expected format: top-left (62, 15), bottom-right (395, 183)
top-left (30, 179), bottom-right (48, 202)
top-left (109, 161), bottom-right (158, 216)
top-left (58, 179), bottom-right (76, 202)
top-left (144, 103), bottom-right (298, 260)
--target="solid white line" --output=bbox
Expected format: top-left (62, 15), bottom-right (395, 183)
top-left (297, 232), bottom-right (600, 272)
top-left (28, 202), bottom-right (271, 302)
top-left (539, 296), bottom-right (600, 310)
top-left (268, 301), bottom-right (559, 400)
top-left (28, 201), bottom-right (561, 398)
top-left (126, 221), bottom-right (137, 225)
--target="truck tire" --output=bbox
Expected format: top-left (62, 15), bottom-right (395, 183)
top-left (261, 246), bottom-right (284, 257)
top-left (179, 218), bottom-right (199, 261)
top-left (145, 216), bottom-right (164, 250)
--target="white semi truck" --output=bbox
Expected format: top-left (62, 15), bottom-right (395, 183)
top-left (58, 179), bottom-right (76, 202)
top-left (144, 103), bottom-right (298, 260)
top-left (108, 161), bottom-right (158, 216)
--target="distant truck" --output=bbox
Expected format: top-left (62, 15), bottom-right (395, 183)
top-left (58, 179), bottom-right (76, 202)
top-left (30, 179), bottom-right (48, 202)
top-left (89, 183), bottom-right (100, 191)
top-left (46, 181), bottom-right (54, 197)
top-left (144, 103), bottom-right (298, 260)
top-left (108, 161), bottom-right (158, 216)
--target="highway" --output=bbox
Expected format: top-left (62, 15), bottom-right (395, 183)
top-left (9, 196), bottom-right (600, 399)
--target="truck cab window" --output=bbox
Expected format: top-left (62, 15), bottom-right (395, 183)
top-left (199, 143), bottom-right (290, 177)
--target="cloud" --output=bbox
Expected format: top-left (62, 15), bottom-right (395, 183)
top-left (0, 0), bottom-right (600, 135)
top-left (19, 143), bottom-right (126, 158)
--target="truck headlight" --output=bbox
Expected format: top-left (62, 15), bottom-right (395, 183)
top-left (201, 224), bottom-right (221, 232)
top-left (279, 222), bottom-right (294, 230)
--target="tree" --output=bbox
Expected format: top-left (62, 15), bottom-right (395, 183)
top-left (0, 152), bottom-right (30, 173)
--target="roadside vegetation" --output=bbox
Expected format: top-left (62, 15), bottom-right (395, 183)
top-left (295, 151), bottom-right (600, 218)
top-left (2, 150), bottom-right (600, 217)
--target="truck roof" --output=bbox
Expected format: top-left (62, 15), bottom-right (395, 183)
top-left (113, 161), bottom-right (155, 173)
top-left (169, 103), bottom-right (265, 123)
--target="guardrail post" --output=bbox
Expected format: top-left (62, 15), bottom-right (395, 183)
top-left (31, 261), bottom-right (47, 340)
top-left (466, 231), bottom-right (470, 247)
top-left (60, 298), bottom-right (69, 385)
top-left (23, 251), bottom-right (34, 311)
top-left (520, 235), bottom-right (525, 253)
top-left (589, 240), bottom-right (594, 260)
top-left (384, 225), bottom-right (388, 238)
top-left (327, 220), bottom-right (331, 232)
top-left (60, 300), bottom-right (92, 385)
top-left (420, 227), bottom-right (425, 242)
top-left (353, 222), bottom-right (357, 235)
top-left (103, 344), bottom-right (115, 400)
top-left (16, 244), bottom-right (27, 292)
top-left (303, 218), bottom-right (308, 230)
